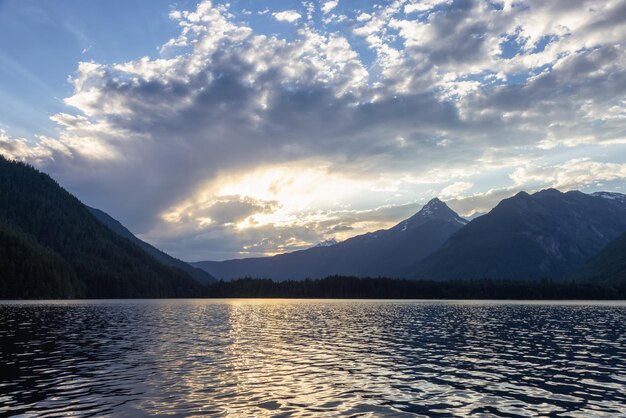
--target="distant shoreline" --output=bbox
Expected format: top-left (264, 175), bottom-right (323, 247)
top-left (3, 276), bottom-right (624, 301)
top-left (2, 299), bottom-right (626, 305)
top-left (199, 276), bottom-right (626, 300)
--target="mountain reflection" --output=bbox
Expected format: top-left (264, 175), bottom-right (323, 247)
top-left (1, 300), bottom-right (625, 416)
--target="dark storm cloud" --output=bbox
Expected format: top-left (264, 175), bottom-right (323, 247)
top-left (203, 197), bottom-right (279, 225)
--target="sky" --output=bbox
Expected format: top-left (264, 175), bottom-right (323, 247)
top-left (0, 0), bottom-right (625, 261)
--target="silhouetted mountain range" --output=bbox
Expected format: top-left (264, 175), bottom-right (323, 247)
top-left (0, 156), bottom-right (204, 298)
top-left (407, 189), bottom-right (626, 280)
top-left (196, 189), bottom-right (626, 284)
top-left (3, 153), bottom-right (626, 298)
top-left (193, 198), bottom-right (467, 280)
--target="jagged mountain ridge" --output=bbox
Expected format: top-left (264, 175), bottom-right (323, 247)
top-left (592, 191), bottom-right (626, 205)
top-left (193, 198), bottom-right (467, 280)
top-left (406, 189), bottom-right (626, 281)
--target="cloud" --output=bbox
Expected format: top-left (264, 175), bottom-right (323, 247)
top-left (272, 10), bottom-right (301, 22)
top-left (511, 159), bottom-right (626, 191)
top-left (321, 1), bottom-right (338, 14)
top-left (0, 0), bottom-right (625, 259)
top-left (440, 181), bottom-right (473, 199)
top-left (0, 129), bottom-right (61, 162)
top-left (404, 0), bottom-right (451, 14)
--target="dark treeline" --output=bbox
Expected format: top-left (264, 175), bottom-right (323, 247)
top-left (203, 276), bottom-right (626, 299)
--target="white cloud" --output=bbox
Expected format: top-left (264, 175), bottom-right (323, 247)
top-left (0, 130), bottom-right (54, 162)
top-left (321, 0), bottom-right (338, 14)
top-left (272, 10), bottom-right (302, 23)
top-left (404, 0), bottom-right (451, 14)
top-left (511, 159), bottom-right (626, 191)
top-left (440, 181), bottom-right (474, 199)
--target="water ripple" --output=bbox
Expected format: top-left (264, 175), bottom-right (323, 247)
top-left (1, 300), bottom-right (625, 417)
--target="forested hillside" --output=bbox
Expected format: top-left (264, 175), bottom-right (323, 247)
top-left (0, 156), bottom-right (201, 298)
top-left (88, 207), bottom-right (215, 284)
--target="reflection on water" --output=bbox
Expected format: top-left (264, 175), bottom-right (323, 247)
top-left (1, 299), bottom-right (625, 417)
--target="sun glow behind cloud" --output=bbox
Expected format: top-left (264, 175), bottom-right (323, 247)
top-left (162, 162), bottom-right (390, 235)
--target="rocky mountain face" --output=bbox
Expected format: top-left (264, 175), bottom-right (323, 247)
top-left (573, 231), bottom-right (626, 284)
top-left (406, 189), bottom-right (626, 280)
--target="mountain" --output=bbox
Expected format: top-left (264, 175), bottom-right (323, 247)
top-left (88, 207), bottom-right (215, 284)
top-left (573, 232), bottom-right (626, 284)
top-left (193, 198), bottom-right (467, 280)
top-left (407, 189), bottom-right (626, 281)
top-left (0, 156), bottom-right (202, 299)
top-left (315, 238), bottom-right (338, 247)
top-left (592, 191), bottom-right (626, 205)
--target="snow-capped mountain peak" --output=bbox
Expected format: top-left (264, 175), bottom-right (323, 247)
top-left (592, 191), bottom-right (626, 204)
top-left (315, 238), bottom-right (338, 247)
top-left (420, 197), bottom-right (444, 216)
top-left (396, 198), bottom-right (467, 232)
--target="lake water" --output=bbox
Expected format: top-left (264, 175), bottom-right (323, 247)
top-left (1, 299), bottom-right (625, 417)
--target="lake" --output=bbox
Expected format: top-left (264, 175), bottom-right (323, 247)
top-left (1, 299), bottom-right (625, 417)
